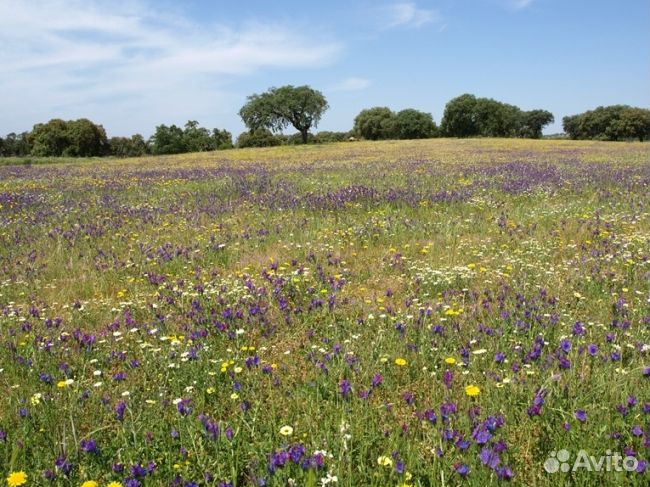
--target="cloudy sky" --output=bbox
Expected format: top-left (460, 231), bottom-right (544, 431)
top-left (0, 0), bottom-right (647, 137)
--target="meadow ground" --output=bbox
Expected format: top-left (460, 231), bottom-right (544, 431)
top-left (0, 138), bottom-right (648, 487)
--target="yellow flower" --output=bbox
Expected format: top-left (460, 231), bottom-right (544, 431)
top-left (444, 308), bottom-right (463, 316)
top-left (377, 455), bottom-right (393, 467)
top-left (279, 425), bottom-right (294, 436)
top-left (6, 471), bottom-right (27, 487)
top-left (57, 379), bottom-right (74, 388)
top-left (444, 357), bottom-right (456, 365)
top-left (80, 481), bottom-right (98, 487)
top-left (394, 358), bottom-right (407, 366)
top-left (107, 483), bottom-right (123, 487)
top-left (465, 385), bottom-right (481, 397)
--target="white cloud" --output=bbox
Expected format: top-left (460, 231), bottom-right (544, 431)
top-left (382, 2), bottom-right (440, 29)
top-left (0, 0), bottom-right (342, 135)
top-left (330, 77), bottom-right (371, 92)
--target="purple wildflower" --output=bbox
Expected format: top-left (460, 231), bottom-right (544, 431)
top-left (496, 465), bottom-right (513, 480)
top-left (115, 400), bottom-right (127, 421)
top-left (80, 438), bottom-right (99, 454)
top-left (454, 463), bottom-right (470, 477)
top-left (339, 379), bottom-right (351, 397)
top-left (479, 447), bottom-right (500, 469)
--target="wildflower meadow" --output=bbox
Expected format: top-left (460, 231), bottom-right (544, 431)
top-left (0, 138), bottom-right (648, 486)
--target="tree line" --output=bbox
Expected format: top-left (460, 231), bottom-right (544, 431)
top-left (238, 88), bottom-right (648, 145)
top-left (0, 119), bottom-right (233, 158)
top-left (1, 86), bottom-right (648, 157)
top-left (562, 105), bottom-right (650, 141)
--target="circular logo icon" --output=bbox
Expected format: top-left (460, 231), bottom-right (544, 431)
top-left (556, 450), bottom-right (570, 462)
top-left (544, 449), bottom-right (570, 474)
top-left (543, 457), bottom-right (559, 473)
top-left (623, 456), bottom-right (639, 472)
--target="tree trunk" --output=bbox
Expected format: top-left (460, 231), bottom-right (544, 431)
top-left (301, 129), bottom-right (308, 144)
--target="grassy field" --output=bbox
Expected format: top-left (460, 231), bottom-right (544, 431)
top-left (0, 138), bottom-right (648, 487)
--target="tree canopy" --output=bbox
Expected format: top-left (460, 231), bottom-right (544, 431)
top-left (239, 85), bottom-right (328, 144)
top-left (440, 94), bottom-right (554, 138)
top-left (0, 132), bottom-right (32, 157)
top-left (439, 94), bottom-right (479, 137)
top-left (63, 118), bottom-right (109, 156)
top-left (2, 93), bottom-right (645, 160)
top-left (353, 107), bottom-right (396, 140)
top-left (394, 109), bottom-right (437, 139)
top-left (236, 129), bottom-right (283, 148)
top-left (518, 110), bottom-right (555, 139)
top-left (563, 105), bottom-right (650, 141)
top-left (29, 118), bottom-right (108, 157)
top-left (108, 134), bottom-right (148, 158)
top-left (353, 107), bottom-right (436, 140)
top-left (149, 121), bottom-right (233, 155)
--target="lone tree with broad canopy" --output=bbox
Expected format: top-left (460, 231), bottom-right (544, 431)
top-left (239, 85), bottom-right (328, 144)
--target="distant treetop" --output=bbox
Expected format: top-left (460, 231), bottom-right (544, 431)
top-left (440, 94), bottom-right (554, 139)
top-left (239, 85), bottom-right (328, 144)
top-left (563, 105), bottom-right (650, 141)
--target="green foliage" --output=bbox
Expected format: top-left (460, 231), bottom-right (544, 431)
top-left (236, 129), bottom-right (283, 148)
top-left (62, 118), bottom-right (109, 157)
top-left (237, 130), bottom-right (350, 147)
top-left (284, 132), bottom-right (317, 145)
top-left (30, 119), bottom-right (71, 156)
top-left (212, 128), bottom-right (234, 150)
top-left (150, 121), bottom-right (232, 155)
top-left (474, 98), bottom-right (520, 137)
top-left (440, 94), bottom-right (479, 137)
top-left (354, 107), bottom-right (437, 140)
top-left (150, 124), bottom-right (186, 155)
top-left (0, 132), bottom-right (32, 157)
top-left (314, 131), bottom-right (352, 143)
top-left (518, 110), bottom-right (555, 139)
top-left (184, 121), bottom-right (232, 152)
top-left (239, 85), bottom-right (329, 144)
top-left (28, 118), bottom-right (108, 157)
top-left (441, 94), bottom-right (554, 138)
top-left (108, 134), bottom-right (149, 158)
top-left (394, 109), bottom-right (437, 139)
top-left (353, 107), bottom-right (397, 140)
top-left (183, 120), bottom-right (214, 152)
top-left (615, 107), bottom-right (650, 141)
top-left (563, 105), bottom-right (650, 141)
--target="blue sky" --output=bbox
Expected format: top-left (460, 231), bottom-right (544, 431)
top-left (0, 0), bottom-right (647, 137)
